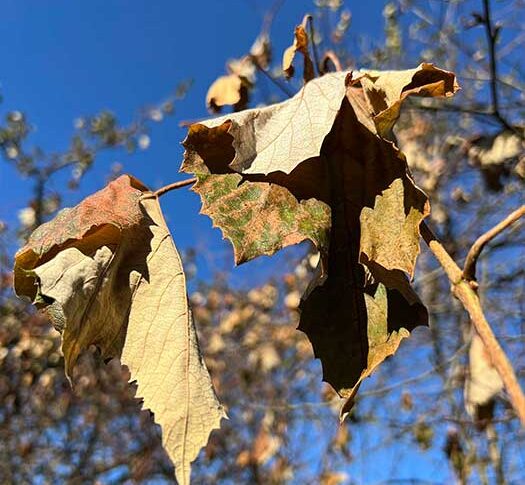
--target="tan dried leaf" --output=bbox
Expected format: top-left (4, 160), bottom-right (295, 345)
top-left (182, 65), bottom-right (459, 412)
top-left (282, 22), bottom-right (315, 82)
top-left (350, 63), bottom-right (459, 136)
top-left (14, 176), bottom-right (225, 485)
top-left (185, 71), bottom-right (347, 176)
top-left (206, 74), bottom-right (248, 113)
top-left (465, 332), bottom-right (503, 427)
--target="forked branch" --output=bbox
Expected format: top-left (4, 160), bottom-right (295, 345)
top-left (463, 205), bottom-right (525, 282)
top-left (420, 220), bottom-right (525, 427)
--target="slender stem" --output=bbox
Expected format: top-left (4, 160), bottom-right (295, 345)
top-left (153, 177), bottom-right (197, 197)
top-left (304, 14), bottom-right (321, 77)
top-left (481, 0), bottom-right (517, 134)
top-left (421, 221), bottom-right (525, 427)
top-left (322, 50), bottom-right (343, 73)
top-left (463, 205), bottom-right (525, 281)
top-left (252, 59), bottom-right (294, 98)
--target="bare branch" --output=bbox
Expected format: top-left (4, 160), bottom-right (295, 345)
top-left (420, 221), bottom-right (525, 427)
top-left (153, 177), bottom-right (197, 197)
top-left (463, 205), bottom-right (525, 282)
top-left (481, 0), bottom-right (517, 134)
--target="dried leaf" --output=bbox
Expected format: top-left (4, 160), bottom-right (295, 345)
top-left (282, 21), bottom-right (315, 82)
top-left (185, 71), bottom-right (347, 176)
top-left (250, 33), bottom-right (271, 69)
top-left (14, 175), bottom-right (226, 485)
top-left (206, 74), bottom-right (249, 113)
top-left (182, 65), bottom-right (458, 411)
top-left (350, 63), bottom-right (459, 137)
top-left (182, 122), bottom-right (330, 264)
top-left (465, 332), bottom-right (503, 428)
top-left (466, 129), bottom-right (525, 191)
top-left (298, 97), bottom-right (428, 416)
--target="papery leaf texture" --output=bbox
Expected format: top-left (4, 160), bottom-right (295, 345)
top-left (182, 64), bottom-right (459, 412)
top-left (14, 175), bottom-right (226, 485)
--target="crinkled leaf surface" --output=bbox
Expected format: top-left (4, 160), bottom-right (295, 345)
top-left (182, 123), bottom-right (331, 264)
top-left (182, 64), bottom-right (458, 411)
top-left (14, 175), bottom-right (225, 485)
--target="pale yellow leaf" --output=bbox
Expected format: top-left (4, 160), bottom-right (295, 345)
top-left (31, 195), bottom-right (225, 485)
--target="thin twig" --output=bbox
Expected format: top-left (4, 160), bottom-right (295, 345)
top-left (153, 177), bottom-right (197, 197)
top-left (304, 14), bottom-right (322, 77)
top-left (481, 0), bottom-right (516, 134)
top-left (322, 50), bottom-right (343, 73)
top-left (252, 59), bottom-right (294, 98)
top-left (420, 221), bottom-right (525, 427)
top-left (463, 205), bottom-right (525, 282)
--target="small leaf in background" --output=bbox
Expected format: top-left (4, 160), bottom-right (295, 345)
top-left (206, 74), bottom-right (247, 113)
top-left (206, 56), bottom-right (255, 113)
top-left (250, 32), bottom-right (271, 69)
top-left (282, 16), bottom-right (315, 82)
top-left (464, 332), bottom-right (503, 429)
top-left (14, 175), bottom-right (226, 485)
top-left (465, 129), bottom-right (525, 191)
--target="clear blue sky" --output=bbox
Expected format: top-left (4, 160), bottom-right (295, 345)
top-left (0, 2), bottom-right (455, 483)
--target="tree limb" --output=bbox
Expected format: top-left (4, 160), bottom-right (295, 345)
top-left (153, 177), bottom-right (197, 197)
top-left (420, 221), bottom-right (525, 427)
top-left (463, 205), bottom-right (525, 282)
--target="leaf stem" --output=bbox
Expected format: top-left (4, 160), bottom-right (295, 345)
top-left (463, 205), bottom-right (525, 282)
top-left (420, 221), bottom-right (525, 427)
top-left (154, 178), bottom-right (197, 197)
top-left (252, 59), bottom-right (294, 98)
top-left (322, 50), bottom-right (343, 73)
top-left (304, 14), bottom-right (322, 77)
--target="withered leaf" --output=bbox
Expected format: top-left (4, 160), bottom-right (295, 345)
top-left (282, 18), bottom-right (315, 82)
top-left (182, 123), bottom-right (331, 265)
top-left (350, 63), bottom-right (459, 137)
top-left (206, 56), bottom-right (255, 113)
top-left (206, 74), bottom-right (251, 113)
top-left (182, 64), bottom-right (458, 412)
top-left (465, 332), bottom-right (503, 428)
top-left (14, 175), bottom-right (226, 485)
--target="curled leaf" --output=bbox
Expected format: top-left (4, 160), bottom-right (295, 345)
top-left (282, 18), bottom-right (315, 82)
top-left (182, 64), bottom-right (459, 411)
top-left (465, 332), bottom-right (503, 429)
top-left (14, 175), bottom-right (226, 485)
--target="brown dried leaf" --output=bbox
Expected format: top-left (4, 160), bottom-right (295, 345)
top-left (282, 22), bottom-right (315, 82)
top-left (182, 65), bottom-right (458, 411)
top-left (14, 175), bottom-right (226, 485)
top-left (350, 63), bottom-right (459, 137)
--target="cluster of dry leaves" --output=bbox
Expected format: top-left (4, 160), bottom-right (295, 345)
top-left (13, 30), bottom-right (465, 483)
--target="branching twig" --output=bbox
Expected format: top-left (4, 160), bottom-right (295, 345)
top-left (322, 50), bottom-right (343, 73)
top-left (252, 59), bottom-right (294, 98)
top-left (481, 0), bottom-right (516, 133)
top-left (153, 177), bottom-right (197, 197)
top-left (463, 205), bottom-right (525, 282)
top-left (420, 221), bottom-right (525, 427)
